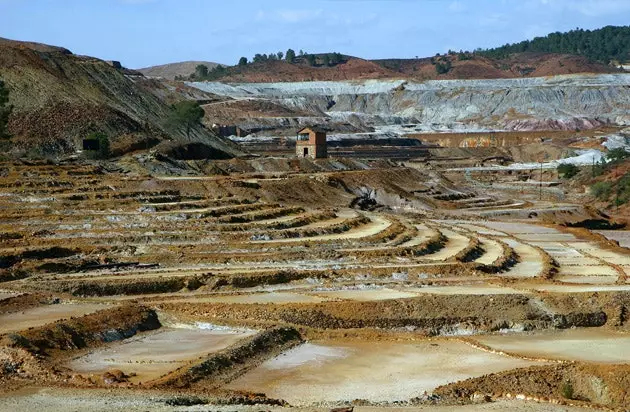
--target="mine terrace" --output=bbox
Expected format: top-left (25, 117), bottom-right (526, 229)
top-left (1, 20), bottom-right (630, 412)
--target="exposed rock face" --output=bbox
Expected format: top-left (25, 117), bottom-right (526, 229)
top-left (189, 74), bottom-right (630, 132)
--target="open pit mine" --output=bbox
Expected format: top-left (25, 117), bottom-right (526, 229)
top-left (2, 40), bottom-right (630, 411)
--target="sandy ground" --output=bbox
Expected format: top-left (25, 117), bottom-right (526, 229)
top-left (0, 388), bottom-right (595, 412)
top-left (424, 229), bottom-right (469, 261)
top-left (309, 288), bottom-right (420, 301)
top-left (406, 285), bottom-right (527, 295)
top-left (597, 230), bottom-right (630, 248)
top-left (0, 291), bottom-right (18, 301)
top-left (226, 340), bottom-right (543, 405)
top-left (529, 284), bottom-right (630, 293)
top-left (67, 326), bottom-right (255, 383)
top-left (0, 304), bottom-right (109, 334)
top-left (167, 292), bottom-right (329, 304)
top-left (475, 328), bottom-right (630, 363)
top-left (499, 239), bottom-right (543, 278)
top-left (475, 238), bottom-right (503, 265)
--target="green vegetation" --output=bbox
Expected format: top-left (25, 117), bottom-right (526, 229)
top-left (0, 78), bottom-right (12, 140)
top-left (587, 148), bottom-right (630, 207)
top-left (306, 54), bottom-right (317, 66)
top-left (435, 60), bottom-right (452, 75)
top-left (591, 181), bottom-right (613, 201)
top-left (557, 163), bottom-right (580, 179)
top-left (168, 101), bottom-right (205, 139)
top-left (606, 147), bottom-right (630, 163)
top-left (286, 49), bottom-right (296, 63)
top-left (238, 57), bottom-right (248, 66)
top-left (561, 381), bottom-right (574, 400)
top-left (479, 25), bottom-right (630, 64)
top-left (83, 132), bottom-right (111, 160)
top-left (195, 64), bottom-right (209, 79)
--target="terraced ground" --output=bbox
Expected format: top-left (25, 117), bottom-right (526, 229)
top-left (1, 160), bottom-right (630, 411)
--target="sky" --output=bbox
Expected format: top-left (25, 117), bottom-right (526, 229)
top-left (1, 0), bottom-right (630, 69)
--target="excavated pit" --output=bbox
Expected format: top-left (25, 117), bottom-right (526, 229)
top-left (1, 158), bottom-right (630, 410)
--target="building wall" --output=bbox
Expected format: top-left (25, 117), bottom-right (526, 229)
top-left (295, 143), bottom-right (327, 159)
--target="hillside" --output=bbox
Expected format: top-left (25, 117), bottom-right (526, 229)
top-left (138, 61), bottom-right (220, 80)
top-left (0, 39), bottom-right (242, 158)
top-left (172, 51), bottom-right (616, 84)
top-left (479, 25), bottom-right (630, 64)
top-left (164, 27), bottom-right (624, 83)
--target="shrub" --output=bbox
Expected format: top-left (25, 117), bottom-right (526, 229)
top-left (591, 181), bottom-right (613, 200)
top-left (557, 163), bottom-right (580, 178)
top-left (606, 147), bottom-right (630, 163)
top-left (561, 381), bottom-right (574, 400)
top-left (83, 132), bottom-right (110, 160)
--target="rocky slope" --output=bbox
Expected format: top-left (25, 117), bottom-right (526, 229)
top-left (190, 74), bottom-right (630, 133)
top-left (0, 39), bottom-right (242, 158)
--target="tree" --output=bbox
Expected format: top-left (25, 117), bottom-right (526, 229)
top-left (606, 147), bottom-right (630, 163)
top-left (557, 163), bottom-right (580, 178)
top-left (322, 54), bottom-right (331, 67)
top-left (168, 101), bottom-right (205, 139)
top-left (253, 53), bottom-right (264, 63)
top-left (306, 54), bottom-right (317, 66)
top-left (329, 52), bottom-right (343, 65)
top-left (0, 78), bottom-right (12, 140)
top-left (286, 48), bottom-right (296, 63)
top-left (299, 49), bottom-right (305, 56)
top-left (277, 51), bottom-right (284, 60)
top-left (238, 57), bottom-right (248, 66)
top-left (195, 64), bottom-right (209, 79)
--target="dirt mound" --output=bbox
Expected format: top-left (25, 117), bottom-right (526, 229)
top-left (2, 305), bottom-right (160, 355)
top-left (435, 363), bottom-right (630, 409)
top-left (138, 61), bottom-right (220, 80)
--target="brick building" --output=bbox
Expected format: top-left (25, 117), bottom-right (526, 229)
top-left (295, 127), bottom-right (327, 159)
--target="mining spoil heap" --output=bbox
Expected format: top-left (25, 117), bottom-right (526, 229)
top-left (0, 155), bottom-right (630, 412)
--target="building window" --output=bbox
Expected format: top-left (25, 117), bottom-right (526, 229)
top-left (297, 134), bottom-right (310, 141)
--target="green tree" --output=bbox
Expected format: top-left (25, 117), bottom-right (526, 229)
top-left (238, 57), bottom-right (248, 66)
top-left (306, 54), bottom-right (317, 66)
top-left (195, 64), bottom-right (209, 79)
top-left (591, 181), bottom-right (613, 200)
top-left (435, 60), bottom-right (452, 74)
top-left (606, 147), bottom-right (630, 163)
top-left (322, 54), bottom-right (331, 67)
top-left (0, 78), bottom-right (12, 140)
top-left (286, 48), bottom-right (296, 63)
top-left (168, 101), bottom-right (205, 139)
top-left (557, 163), bottom-right (580, 178)
top-left (84, 132), bottom-right (110, 160)
top-left (277, 51), bottom-right (284, 60)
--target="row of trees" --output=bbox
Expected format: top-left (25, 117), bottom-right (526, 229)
top-left (479, 26), bottom-right (630, 64)
top-left (238, 49), bottom-right (344, 67)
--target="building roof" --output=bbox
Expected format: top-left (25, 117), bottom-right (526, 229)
top-left (297, 126), bottom-right (327, 134)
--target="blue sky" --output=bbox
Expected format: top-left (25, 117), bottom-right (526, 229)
top-left (1, 0), bottom-right (629, 68)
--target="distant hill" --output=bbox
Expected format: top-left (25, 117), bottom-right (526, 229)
top-left (479, 25), bottom-right (630, 64)
top-left (138, 61), bottom-right (220, 80)
top-left (174, 27), bottom-right (625, 83)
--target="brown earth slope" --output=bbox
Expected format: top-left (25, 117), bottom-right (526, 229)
top-left (177, 52), bottom-right (617, 83)
top-left (0, 38), bottom-right (242, 157)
